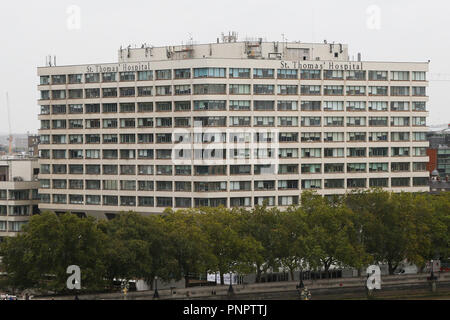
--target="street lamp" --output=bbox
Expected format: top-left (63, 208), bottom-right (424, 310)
top-left (153, 276), bottom-right (160, 299)
top-left (297, 270), bottom-right (305, 290)
top-left (228, 273), bottom-right (234, 295)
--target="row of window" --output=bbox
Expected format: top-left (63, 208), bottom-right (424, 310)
top-left (0, 189), bottom-right (39, 201)
top-left (40, 101), bottom-right (427, 114)
top-left (40, 85), bottom-right (427, 99)
top-left (38, 176), bottom-right (429, 207)
top-left (39, 162), bottom-right (428, 178)
top-left (40, 70), bottom-right (427, 85)
top-left (39, 131), bottom-right (428, 145)
top-left (38, 194), bottom-right (301, 208)
top-left (0, 221), bottom-right (28, 232)
top-left (37, 162), bottom-right (427, 176)
top-left (0, 205), bottom-right (34, 216)
top-left (40, 116), bottom-right (427, 130)
top-left (39, 174), bottom-right (429, 193)
top-left (39, 146), bottom-right (427, 160)
top-left (41, 146), bottom-right (428, 160)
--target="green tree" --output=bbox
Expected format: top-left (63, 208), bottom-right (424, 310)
top-left (99, 212), bottom-right (155, 286)
top-left (301, 192), bottom-right (367, 277)
top-left (238, 205), bottom-right (280, 283)
top-left (0, 212), bottom-right (107, 293)
top-left (272, 206), bottom-right (310, 281)
top-left (163, 210), bottom-right (216, 288)
top-left (198, 207), bottom-right (262, 284)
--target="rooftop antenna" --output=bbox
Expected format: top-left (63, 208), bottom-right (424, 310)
top-left (6, 92), bottom-right (13, 155)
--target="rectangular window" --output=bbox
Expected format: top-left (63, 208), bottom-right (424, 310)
top-left (194, 68), bottom-right (226, 78)
top-left (156, 69), bottom-right (172, 80)
top-left (120, 87), bottom-right (136, 97)
top-left (324, 132), bottom-right (344, 142)
top-left (138, 86), bottom-right (153, 97)
top-left (193, 84), bottom-right (226, 95)
top-left (391, 71), bottom-right (410, 81)
top-left (391, 178), bottom-right (410, 187)
top-left (253, 84), bottom-right (275, 95)
top-left (369, 163), bottom-right (388, 172)
top-left (277, 101), bottom-right (298, 111)
top-left (300, 70), bottom-right (321, 80)
top-left (301, 85), bottom-right (321, 95)
top-left (346, 70), bottom-right (366, 80)
top-left (52, 75), bottom-right (66, 84)
top-left (324, 117), bottom-right (344, 127)
top-left (325, 179), bottom-right (345, 189)
top-left (138, 70), bottom-right (153, 81)
top-left (346, 86), bottom-right (366, 96)
top-left (368, 86), bottom-right (388, 96)
top-left (391, 101), bottom-right (410, 111)
top-left (138, 102), bottom-right (153, 112)
top-left (323, 101), bottom-right (343, 111)
top-left (174, 85), bottom-right (191, 95)
top-left (346, 101), bottom-right (366, 111)
top-left (278, 69), bottom-right (298, 79)
top-left (301, 180), bottom-right (322, 190)
top-left (391, 86), bottom-right (410, 96)
top-left (301, 132), bottom-right (321, 142)
top-left (85, 88), bottom-right (100, 99)
top-left (301, 148), bottom-right (321, 158)
top-left (230, 100), bottom-right (251, 111)
top-left (229, 68), bottom-right (250, 78)
top-left (277, 85), bottom-right (298, 95)
top-left (412, 72), bottom-right (426, 81)
top-left (253, 68), bottom-right (274, 79)
top-left (347, 179), bottom-right (367, 188)
top-left (301, 101), bottom-right (321, 111)
top-left (175, 101), bottom-right (191, 111)
top-left (254, 101), bottom-right (274, 111)
top-left (347, 148), bottom-right (366, 157)
top-left (391, 147), bottom-right (410, 157)
top-left (369, 147), bottom-right (388, 157)
top-left (324, 85), bottom-right (344, 95)
top-left (102, 88), bottom-right (117, 98)
top-left (120, 72), bottom-right (135, 82)
top-left (85, 104), bottom-right (101, 113)
top-left (156, 102), bottom-right (172, 112)
top-left (230, 84), bottom-right (251, 95)
top-left (368, 71), bottom-right (388, 81)
top-left (324, 70), bottom-right (343, 80)
top-left (347, 163), bottom-right (366, 173)
top-left (102, 72), bottom-right (116, 82)
top-left (174, 69), bottom-right (190, 79)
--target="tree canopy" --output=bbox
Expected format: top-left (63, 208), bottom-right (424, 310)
top-left (0, 189), bottom-right (448, 293)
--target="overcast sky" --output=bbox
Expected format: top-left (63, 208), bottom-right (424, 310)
top-left (0, 0), bottom-right (449, 134)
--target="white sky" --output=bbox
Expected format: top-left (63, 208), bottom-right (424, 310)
top-left (0, 0), bottom-right (449, 134)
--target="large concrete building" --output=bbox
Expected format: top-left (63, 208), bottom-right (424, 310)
top-left (37, 38), bottom-right (430, 218)
top-left (0, 157), bottom-right (40, 240)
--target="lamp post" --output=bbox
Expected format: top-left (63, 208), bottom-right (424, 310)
top-left (227, 273), bottom-right (234, 295)
top-left (298, 270), bottom-right (305, 290)
top-left (428, 260), bottom-right (438, 293)
top-left (153, 276), bottom-right (160, 299)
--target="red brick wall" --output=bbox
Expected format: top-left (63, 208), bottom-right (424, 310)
top-left (427, 148), bottom-right (438, 173)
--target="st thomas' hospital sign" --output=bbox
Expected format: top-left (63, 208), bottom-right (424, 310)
top-left (84, 60), bottom-right (363, 73)
top-left (86, 63), bottom-right (152, 73)
top-left (280, 60), bottom-right (364, 71)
